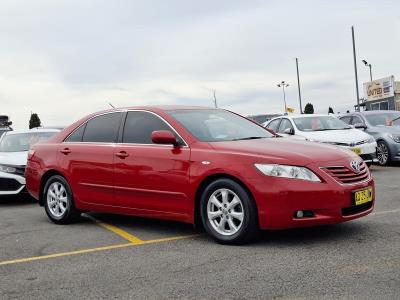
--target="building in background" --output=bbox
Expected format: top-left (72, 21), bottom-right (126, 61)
top-left (363, 76), bottom-right (400, 111)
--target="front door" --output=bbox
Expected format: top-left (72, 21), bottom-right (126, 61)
top-left (113, 111), bottom-right (191, 217)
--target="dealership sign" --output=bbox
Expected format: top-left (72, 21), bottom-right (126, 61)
top-left (363, 76), bottom-right (395, 101)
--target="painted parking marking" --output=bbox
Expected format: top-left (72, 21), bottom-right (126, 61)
top-left (371, 208), bottom-right (400, 216)
top-left (0, 234), bottom-right (199, 267)
top-left (84, 214), bottom-right (144, 244)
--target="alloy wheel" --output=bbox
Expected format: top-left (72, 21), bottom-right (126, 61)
top-left (47, 182), bottom-right (68, 218)
top-left (377, 142), bottom-right (389, 165)
top-left (207, 188), bottom-right (244, 236)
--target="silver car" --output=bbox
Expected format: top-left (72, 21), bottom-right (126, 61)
top-left (339, 110), bottom-right (400, 166)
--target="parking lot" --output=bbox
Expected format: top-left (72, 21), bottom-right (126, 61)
top-left (0, 165), bottom-right (399, 299)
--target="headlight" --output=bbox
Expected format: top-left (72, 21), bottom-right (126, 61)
top-left (0, 165), bottom-right (17, 173)
top-left (389, 134), bottom-right (400, 143)
top-left (254, 164), bottom-right (321, 182)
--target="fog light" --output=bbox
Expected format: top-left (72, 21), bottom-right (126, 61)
top-left (294, 210), bottom-right (314, 219)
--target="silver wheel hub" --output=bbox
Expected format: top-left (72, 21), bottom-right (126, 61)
top-left (377, 143), bottom-right (389, 165)
top-left (207, 188), bottom-right (244, 236)
top-left (47, 182), bottom-right (68, 218)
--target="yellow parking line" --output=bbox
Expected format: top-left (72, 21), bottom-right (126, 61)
top-left (0, 234), bottom-right (200, 267)
top-left (84, 214), bottom-right (144, 244)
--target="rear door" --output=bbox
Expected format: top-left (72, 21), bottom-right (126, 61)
top-left (113, 111), bottom-right (191, 217)
top-left (58, 112), bottom-right (123, 207)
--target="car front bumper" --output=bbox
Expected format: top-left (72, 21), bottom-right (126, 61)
top-left (388, 141), bottom-right (400, 162)
top-left (0, 171), bottom-right (26, 195)
top-left (248, 162), bottom-right (374, 230)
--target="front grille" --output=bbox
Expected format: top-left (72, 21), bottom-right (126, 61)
top-left (342, 202), bottom-right (373, 216)
top-left (321, 161), bottom-right (369, 185)
top-left (0, 178), bottom-right (22, 191)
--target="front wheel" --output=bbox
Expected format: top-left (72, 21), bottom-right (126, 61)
top-left (43, 175), bottom-right (81, 224)
top-left (200, 178), bottom-right (258, 244)
top-left (377, 141), bottom-right (391, 166)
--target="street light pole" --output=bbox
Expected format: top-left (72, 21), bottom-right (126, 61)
top-left (352, 26), bottom-right (360, 112)
top-left (295, 58), bottom-right (303, 114)
top-left (277, 81), bottom-right (289, 113)
top-left (362, 60), bottom-right (373, 81)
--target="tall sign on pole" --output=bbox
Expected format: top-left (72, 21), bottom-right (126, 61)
top-left (296, 58), bottom-right (303, 114)
top-left (352, 26), bottom-right (360, 111)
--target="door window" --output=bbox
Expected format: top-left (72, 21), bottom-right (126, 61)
top-left (339, 116), bottom-right (351, 124)
top-left (266, 119), bottom-right (281, 132)
top-left (351, 116), bottom-right (364, 125)
top-left (82, 112), bottom-right (122, 143)
top-left (65, 124), bottom-right (86, 142)
top-left (123, 111), bottom-right (183, 145)
top-left (277, 119), bottom-right (294, 133)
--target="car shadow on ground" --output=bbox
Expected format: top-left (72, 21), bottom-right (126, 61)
top-left (0, 194), bottom-right (36, 206)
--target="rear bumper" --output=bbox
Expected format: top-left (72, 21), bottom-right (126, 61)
top-left (0, 171), bottom-right (26, 195)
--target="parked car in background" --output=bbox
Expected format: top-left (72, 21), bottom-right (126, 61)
top-left (0, 129), bottom-right (60, 196)
top-left (263, 115), bottom-right (377, 165)
top-left (339, 110), bottom-right (400, 166)
top-left (26, 107), bottom-right (374, 244)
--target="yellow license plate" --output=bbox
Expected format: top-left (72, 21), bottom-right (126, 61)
top-left (353, 187), bottom-right (373, 206)
top-left (351, 147), bottom-right (362, 155)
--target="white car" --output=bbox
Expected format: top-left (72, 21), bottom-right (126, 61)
top-left (0, 129), bottom-right (60, 196)
top-left (263, 114), bottom-right (377, 165)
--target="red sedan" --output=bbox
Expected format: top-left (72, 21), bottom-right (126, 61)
top-left (25, 106), bottom-right (374, 244)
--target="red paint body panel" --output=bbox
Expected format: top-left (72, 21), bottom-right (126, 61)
top-left (25, 106), bottom-right (375, 229)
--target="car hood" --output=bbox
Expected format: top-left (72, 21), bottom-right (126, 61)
top-left (0, 151), bottom-right (28, 166)
top-left (296, 129), bottom-right (371, 144)
top-left (209, 138), bottom-right (352, 165)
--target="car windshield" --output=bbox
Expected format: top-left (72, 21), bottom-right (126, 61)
top-left (168, 109), bottom-right (273, 142)
top-left (0, 132), bottom-right (56, 152)
top-left (293, 116), bottom-right (351, 131)
top-left (364, 112), bottom-right (400, 127)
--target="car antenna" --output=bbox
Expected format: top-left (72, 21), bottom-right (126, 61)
top-left (109, 103), bottom-right (115, 108)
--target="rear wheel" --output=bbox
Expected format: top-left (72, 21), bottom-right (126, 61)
top-left (377, 141), bottom-right (391, 166)
top-left (200, 178), bottom-right (258, 244)
top-left (43, 175), bottom-right (81, 224)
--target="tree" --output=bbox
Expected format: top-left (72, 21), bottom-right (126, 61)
top-left (304, 103), bottom-right (314, 114)
top-left (328, 107), bottom-right (334, 114)
top-left (29, 113), bottom-right (41, 129)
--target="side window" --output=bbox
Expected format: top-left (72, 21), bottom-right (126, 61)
top-left (277, 119), bottom-right (294, 133)
top-left (65, 124), bottom-right (86, 142)
top-left (351, 116), bottom-right (364, 125)
top-left (123, 111), bottom-right (183, 144)
top-left (266, 119), bottom-right (281, 132)
top-left (339, 116), bottom-right (352, 124)
top-left (82, 112), bottom-right (122, 143)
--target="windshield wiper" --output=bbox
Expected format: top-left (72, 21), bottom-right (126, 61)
top-left (391, 116), bottom-right (400, 123)
top-left (231, 136), bottom-right (266, 141)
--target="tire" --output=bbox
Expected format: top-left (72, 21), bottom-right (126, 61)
top-left (200, 178), bottom-right (258, 245)
top-left (377, 140), bottom-right (391, 166)
top-left (43, 175), bottom-right (81, 224)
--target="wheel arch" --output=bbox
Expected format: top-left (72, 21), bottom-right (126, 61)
top-left (39, 169), bottom-right (68, 206)
top-left (193, 173), bottom-right (258, 228)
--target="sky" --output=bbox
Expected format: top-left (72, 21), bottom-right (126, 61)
top-left (1, 0), bottom-right (400, 130)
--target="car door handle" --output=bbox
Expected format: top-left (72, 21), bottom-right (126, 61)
top-left (115, 151), bottom-right (129, 159)
top-left (60, 148), bottom-right (71, 155)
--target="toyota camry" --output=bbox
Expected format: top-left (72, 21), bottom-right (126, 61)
top-left (25, 106), bottom-right (375, 244)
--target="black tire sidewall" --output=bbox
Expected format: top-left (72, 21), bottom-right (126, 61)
top-left (43, 175), bottom-right (79, 224)
top-left (200, 178), bottom-right (258, 244)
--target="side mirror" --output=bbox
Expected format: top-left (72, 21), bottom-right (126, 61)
top-left (151, 130), bottom-right (178, 146)
top-left (354, 123), bottom-right (367, 130)
top-left (283, 128), bottom-right (295, 135)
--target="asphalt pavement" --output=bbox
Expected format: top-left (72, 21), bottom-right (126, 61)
top-left (0, 165), bottom-right (399, 299)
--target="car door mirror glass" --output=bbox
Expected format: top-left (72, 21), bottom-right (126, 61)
top-left (283, 128), bottom-right (294, 135)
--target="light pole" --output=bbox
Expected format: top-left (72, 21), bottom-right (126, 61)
top-left (362, 59), bottom-right (373, 82)
top-left (351, 26), bottom-right (360, 112)
top-left (277, 81), bottom-right (289, 113)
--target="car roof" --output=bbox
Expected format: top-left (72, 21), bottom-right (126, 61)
top-left (4, 128), bottom-right (60, 135)
top-left (270, 114), bottom-right (334, 120)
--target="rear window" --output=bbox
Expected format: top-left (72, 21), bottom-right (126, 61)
top-left (82, 112), bottom-right (122, 143)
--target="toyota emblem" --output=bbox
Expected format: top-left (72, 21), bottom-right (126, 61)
top-left (350, 160), bottom-right (361, 173)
